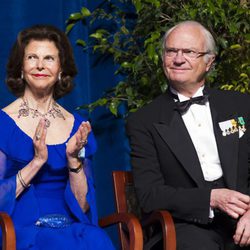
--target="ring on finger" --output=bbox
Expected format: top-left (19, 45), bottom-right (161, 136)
top-left (35, 134), bottom-right (41, 141)
top-left (80, 139), bottom-right (88, 146)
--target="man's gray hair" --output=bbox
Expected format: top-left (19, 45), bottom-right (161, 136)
top-left (162, 21), bottom-right (217, 62)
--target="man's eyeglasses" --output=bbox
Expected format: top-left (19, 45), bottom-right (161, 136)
top-left (164, 48), bottom-right (210, 59)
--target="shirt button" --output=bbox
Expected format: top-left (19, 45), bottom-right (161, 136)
top-left (202, 154), bottom-right (205, 158)
top-left (198, 123), bottom-right (201, 127)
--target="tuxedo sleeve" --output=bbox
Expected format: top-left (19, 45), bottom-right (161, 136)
top-left (126, 113), bottom-right (212, 225)
top-left (247, 99), bottom-right (250, 195)
top-left (237, 94), bottom-right (250, 195)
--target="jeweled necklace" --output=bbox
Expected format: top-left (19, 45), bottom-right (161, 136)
top-left (18, 98), bottom-right (66, 128)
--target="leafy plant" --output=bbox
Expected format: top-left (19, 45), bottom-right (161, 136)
top-left (66, 0), bottom-right (250, 116)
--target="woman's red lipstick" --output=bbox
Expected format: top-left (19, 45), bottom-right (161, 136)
top-left (33, 74), bottom-right (48, 77)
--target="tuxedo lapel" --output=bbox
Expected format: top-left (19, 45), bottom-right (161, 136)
top-left (153, 90), bottom-right (240, 188)
top-left (153, 95), bottom-right (206, 187)
top-left (209, 91), bottom-right (239, 189)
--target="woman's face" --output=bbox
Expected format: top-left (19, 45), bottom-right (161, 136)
top-left (22, 39), bottom-right (61, 95)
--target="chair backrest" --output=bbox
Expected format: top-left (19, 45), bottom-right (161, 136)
top-left (112, 170), bottom-right (140, 249)
top-left (112, 170), bottom-right (140, 214)
top-left (112, 170), bottom-right (177, 250)
top-left (0, 212), bottom-right (16, 250)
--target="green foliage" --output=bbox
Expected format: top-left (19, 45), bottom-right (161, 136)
top-left (66, 0), bottom-right (250, 116)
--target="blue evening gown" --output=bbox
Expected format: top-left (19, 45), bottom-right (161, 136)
top-left (0, 110), bottom-right (115, 250)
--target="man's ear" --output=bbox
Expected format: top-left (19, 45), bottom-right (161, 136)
top-left (162, 59), bottom-right (168, 77)
top-left (206, 55), bottom-right (215, 72)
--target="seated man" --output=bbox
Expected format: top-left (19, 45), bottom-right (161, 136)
top-left (126, 20), bottom-right (250, 250)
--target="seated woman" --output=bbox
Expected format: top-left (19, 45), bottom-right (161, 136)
top-left (0, 24), bottom-right (115, 250)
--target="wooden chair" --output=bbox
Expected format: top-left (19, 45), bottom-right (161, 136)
top-left (112, 170), bottom-right (176, 250)
top-left (0, 212), bottom-right (16, 250)
top-left (99, 212), bottom-right (143, 250)
top-left (0, 210), bottom-right (143, 250)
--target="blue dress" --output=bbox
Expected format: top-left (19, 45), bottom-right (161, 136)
top-left (0, 110), bottom-right (115, 250)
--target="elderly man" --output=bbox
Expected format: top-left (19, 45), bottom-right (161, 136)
top-left (126, 20), bottom-right (250, 249)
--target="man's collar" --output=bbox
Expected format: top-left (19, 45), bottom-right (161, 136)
top-left (170, 85), bottom-right (205, 102)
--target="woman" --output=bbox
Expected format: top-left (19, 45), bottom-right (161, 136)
top-left (0, 24), bottom-right (114, 249)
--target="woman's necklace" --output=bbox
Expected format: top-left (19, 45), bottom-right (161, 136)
top-left (18, 98), bottom-right (66, 128)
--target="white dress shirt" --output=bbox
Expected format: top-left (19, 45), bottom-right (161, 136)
top-left (171, 86), bottom-right (223, 218)
top-left (171, 86), bottom-right (223, 181)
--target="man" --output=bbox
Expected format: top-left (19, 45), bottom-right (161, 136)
top-left (126, 20), bottom-right (250, 249)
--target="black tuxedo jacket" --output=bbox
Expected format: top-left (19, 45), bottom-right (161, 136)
top-left (126, 88), bottom-right (250, 225)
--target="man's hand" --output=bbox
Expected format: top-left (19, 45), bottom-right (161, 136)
top-left (233, 209), bottom-right (250, 247)
top-left (210, 189), bottom-right (250, 219)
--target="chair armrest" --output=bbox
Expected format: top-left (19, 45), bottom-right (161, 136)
top-left (0, 212), bottom-right (16, 250)
top-left (99, 212), bottom-right (143, 250)
top-left (143, 210), bottom-right (176, 250)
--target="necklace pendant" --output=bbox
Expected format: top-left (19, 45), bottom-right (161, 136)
top-left (45, 118), bottom-right (50, 128)
top-left (18, 108), bottom-right (29, 118)
top-left (19, 98), bottom-right (65, 128)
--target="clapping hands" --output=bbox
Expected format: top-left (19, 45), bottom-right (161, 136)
top-left (66, 121), bottom-right (91, 160)
top-left (33, 118), bottom-right (48, 166)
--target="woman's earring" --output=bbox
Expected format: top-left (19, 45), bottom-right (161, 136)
top-left (21, 71), bottom-right (24, 79)
top-left (58, 72), bottom-right (62, 81)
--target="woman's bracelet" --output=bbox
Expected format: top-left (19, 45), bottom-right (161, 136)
top-left (68, 161), bottom-right (83, 174)
top-left (17, 170), bottom-right (31, 188)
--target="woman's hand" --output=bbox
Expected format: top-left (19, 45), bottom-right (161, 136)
top-left (66, 121), bottom-right (91, 212)
top-left (15, 119), bottom-right (48, 197)
top-left (66, 121), bottom-right (91, 161)
top-left (33, 118), bottom-right (48, 166)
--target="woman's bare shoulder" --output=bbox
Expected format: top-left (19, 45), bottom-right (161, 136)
top-left (55, 103), bottom-right (74, 121)
top-left (2, 99), bottom-right (21, 117)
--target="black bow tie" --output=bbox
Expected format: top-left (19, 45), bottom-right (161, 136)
top-left (169, 90), bottom-right (209, 115)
